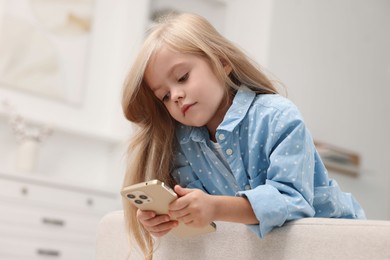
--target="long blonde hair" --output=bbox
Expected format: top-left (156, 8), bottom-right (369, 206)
top-left (121, 13), bottom-right (278, 259)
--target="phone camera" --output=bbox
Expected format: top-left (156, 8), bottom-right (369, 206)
top-left (127, 194), bottom-right (136, 199)
top-left (134, 199), bottom-right (143, 204)
top-left (139, 195), bottom-right (148, 200)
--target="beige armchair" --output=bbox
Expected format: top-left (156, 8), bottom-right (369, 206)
top-left (96, 210), bottom-right (390, 260)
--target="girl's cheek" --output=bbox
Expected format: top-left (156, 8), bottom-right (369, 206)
top-left (167, 108), bottom-right (180, 120)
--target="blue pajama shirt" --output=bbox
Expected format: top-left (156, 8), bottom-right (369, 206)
top-left (171, 85), bottom-right (365, 238)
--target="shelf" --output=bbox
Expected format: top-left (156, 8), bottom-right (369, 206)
top-left (0, 171), bottom-right (118, 199)
top-left (315, 141), bottom-right (360, 177)
top-left (0, 112), bottom-right (130, 145)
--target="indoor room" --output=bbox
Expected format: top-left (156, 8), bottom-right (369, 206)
top-left (0, 0), bottom-right (389, 259)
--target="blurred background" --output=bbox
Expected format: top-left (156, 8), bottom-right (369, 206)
top-left (0, 0), bottom-right (389, 259)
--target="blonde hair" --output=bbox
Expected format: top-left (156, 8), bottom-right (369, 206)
top-left (122, 13), bottom-right (278, 259)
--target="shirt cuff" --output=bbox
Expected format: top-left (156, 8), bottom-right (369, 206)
top-left (236, 184), bottom-right (288, 238)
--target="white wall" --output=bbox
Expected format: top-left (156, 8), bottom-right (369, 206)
top-left (224, 0), bottom-right (274, 66)
top-left (150, 0), bottom-right (227, 34)
top-left (264, 0), bottom-right (390, 220)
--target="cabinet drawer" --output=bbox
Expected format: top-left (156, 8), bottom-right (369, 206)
top-left (0, 236), bottom-right (95, 260)
top-left (0, 178), bottom-right (119, 212)
top-left (0, 224), bottom-right (95, 245)
top-left (0, 202), bottom-right (101, 235)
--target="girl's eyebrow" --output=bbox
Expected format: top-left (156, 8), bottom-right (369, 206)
top-left (167, 62), bottom-right (186, 77)
top-left (149, 84), bottom-right (160, 92)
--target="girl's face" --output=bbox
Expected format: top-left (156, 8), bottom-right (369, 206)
top-left (144, 46), bottom-right (232, 134)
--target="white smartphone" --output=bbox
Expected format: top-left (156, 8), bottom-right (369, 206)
top-left (121, 179), bottom-right (216, 237)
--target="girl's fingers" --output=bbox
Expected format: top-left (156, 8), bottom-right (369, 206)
top-left (136, 209), bottom-right (156, 221)
top-left (175, 214), bottom-right (193, 225)
top-left (169, 207), bottom-right (190, 220)
top-left (143, 214), bottom-right (171, 228)
top-left (149, 220), bottom-right (178, 236)
top-left (136, 209), bottom-right (178, 235)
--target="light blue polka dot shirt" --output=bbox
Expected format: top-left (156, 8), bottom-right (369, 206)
top-left (171, 85), bottom-right (366, 238)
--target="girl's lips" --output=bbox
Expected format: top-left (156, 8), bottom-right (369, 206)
top-left (181, 103), bottom-right (196, 115)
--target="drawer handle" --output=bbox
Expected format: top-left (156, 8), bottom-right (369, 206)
top-left (42, 217), bottom-right (65, 227)
top-left (37, 249), bottom-right (61, 257)
top-left (20, 187), bottom-right (29, 196)
top-left (86, 198), bottom-right (94, 206)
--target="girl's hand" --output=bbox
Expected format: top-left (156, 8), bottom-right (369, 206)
top-left (136, 209), bottom-right (178, 237)
top-left (168, 185), bottom-right (216, 228)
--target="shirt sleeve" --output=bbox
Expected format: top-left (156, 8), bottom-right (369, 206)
top-left (237, 102), bottom-right (316, 238)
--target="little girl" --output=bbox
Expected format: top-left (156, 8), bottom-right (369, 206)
top-left (122, 13), bottom-right (365, 259)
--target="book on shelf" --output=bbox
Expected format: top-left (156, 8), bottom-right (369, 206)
top-left (314, 141), bottom-right (360, 176)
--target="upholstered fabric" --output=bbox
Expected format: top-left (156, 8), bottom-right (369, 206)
top-left (95, 211), bottom-right (390, 260)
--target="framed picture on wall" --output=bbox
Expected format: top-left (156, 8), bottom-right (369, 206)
top-left (0, 0), bottom-right (95, 104)
top-left (0, 0), bottom-right (149, 141)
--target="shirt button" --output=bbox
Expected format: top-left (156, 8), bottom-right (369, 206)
top-left (225, 148), bottom-right (233, 155)
top-left (218, 134), bottom-right (225, 141)
top-left (245, 185), bottom-right (251, 190)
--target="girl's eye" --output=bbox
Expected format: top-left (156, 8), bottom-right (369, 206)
top-left (178, 73), bottom-right (189, 83)
top-left (161, 93), bottom-right (170, 102)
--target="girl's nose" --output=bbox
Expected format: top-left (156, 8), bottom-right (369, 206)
top-left (171, 87), bottom-right (185, 102)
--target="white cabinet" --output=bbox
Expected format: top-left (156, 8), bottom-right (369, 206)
top-left (0, 172), bottom-right (121, 260)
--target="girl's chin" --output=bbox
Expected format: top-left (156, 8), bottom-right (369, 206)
top-left (177, 120), bottom-right (206, 128)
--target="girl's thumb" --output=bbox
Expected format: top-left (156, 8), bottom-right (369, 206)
top-left (174, 185), bottom-right (192, 197)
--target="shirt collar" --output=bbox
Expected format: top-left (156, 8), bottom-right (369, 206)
top-left (176, 85), bottom-right (256, 144)
top-left (217, 85), bottom-right (256, 132)
top-left (176, 124), bottom-right (209, 144)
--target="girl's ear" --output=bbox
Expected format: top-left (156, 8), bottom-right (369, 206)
top-left (223, 63), bottom-right (233, 75)
top-left (221, 59), bottom-right (232, 75)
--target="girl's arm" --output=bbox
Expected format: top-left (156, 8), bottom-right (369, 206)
top-left (169, 185), bottom-right (259, 227)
